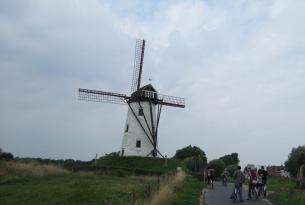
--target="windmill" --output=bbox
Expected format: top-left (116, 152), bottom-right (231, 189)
top-left (78, 39), bottom-right (185, 157)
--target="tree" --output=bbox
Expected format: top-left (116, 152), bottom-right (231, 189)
top-left (173, 145), bottom-right (207, 163)
top-left (219, 153), bottom-right (239, 166)
top-left (285, 145), bottom-right (305, 177)
top-left (208, 159), bottom-right (226, 177)
top-left (173, 145), bottom-right (207, 173)
top-left (0, 152), bottom-right (14, 160)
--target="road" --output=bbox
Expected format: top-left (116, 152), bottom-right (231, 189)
top-left (204, 182), bottom-right (271, 205)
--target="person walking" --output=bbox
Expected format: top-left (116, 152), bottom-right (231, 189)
top-left (247, 168), bottom-right (257, 200)
top-left (258, 166), bottom-right (268, 198)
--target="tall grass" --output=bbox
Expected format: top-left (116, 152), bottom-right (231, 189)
top-left (145, 171), bottom-right (186, 205)
top-left (0, 172), bottom-right (158, 205)
top-left (0, 161), bottom-right (68, 183)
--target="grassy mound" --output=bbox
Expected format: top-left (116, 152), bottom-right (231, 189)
top-left (94, 156), bottom-right (182, 174)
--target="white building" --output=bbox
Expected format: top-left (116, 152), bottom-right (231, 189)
top-left (120, 84), bottom-right (160, 157)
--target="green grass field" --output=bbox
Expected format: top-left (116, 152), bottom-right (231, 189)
top-left (0, 158), bottom-right (203, 205)
top-left (267, 177), bottom-right (305, 205)
top-left (0, 173), bottom-right (157, 205)
top-left (0, 160), bottom-right (159, 205)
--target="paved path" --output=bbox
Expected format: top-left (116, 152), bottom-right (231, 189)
top-left (204, 182), bottom-right (271, 205)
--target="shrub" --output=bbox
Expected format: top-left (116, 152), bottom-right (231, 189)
top-left (0, 152), bottom-right (14, 160)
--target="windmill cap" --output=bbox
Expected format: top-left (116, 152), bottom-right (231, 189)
top-left (129, 84), bottom-right (158, 103)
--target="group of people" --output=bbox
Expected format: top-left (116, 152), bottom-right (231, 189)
top-left (206, 165), bottom-right (268, 202)
top-left (245, 166), bottom-right (268, 200)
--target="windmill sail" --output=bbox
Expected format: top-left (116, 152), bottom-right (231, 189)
top-left (78, 88), bottom-right (128, 105)
top-left (157, 93), bottom-right (185, 108)
top-left (131, 39), bottom-right (145, 93)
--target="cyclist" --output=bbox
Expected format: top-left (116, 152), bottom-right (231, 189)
top-left (230, 166), bottom-right (245, 202)
top-left (222, 168), bottom-right (228, 185)
top-left (207, 168), bottom-right (215, 187)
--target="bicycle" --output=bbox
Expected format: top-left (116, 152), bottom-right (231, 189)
top-left (252, 183), bottom-right (264, 201)
top-left (209, 178), bottom-right (214, 189)
top-left (231, 184), bottom-right (241, 203)
top-left (262, 184), bottom-right (267, 198)
top-left (222, 176), bottom-right (228, 186)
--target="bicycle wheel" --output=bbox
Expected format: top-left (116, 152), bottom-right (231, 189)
top-left (254, 188), bottom-right (258, 201)
top-left (263, 185), bottom-right (267, 198)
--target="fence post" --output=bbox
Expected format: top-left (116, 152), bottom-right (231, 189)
top-left (131, 191), bottom-right (136, 205)
top-left (104, 199), bottom-right (112, 205)
top-left (157, 176), bottom-right (160, 192)
top-left (144, 184), bottom-right (151, 198)
top-left (167, 173), bottom-right (170, 184)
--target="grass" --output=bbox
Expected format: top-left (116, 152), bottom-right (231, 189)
top-left (163, 176), bottom-right (205, 205)
top-left (267, 176), bottom-right (305, 205)
top-left (1, 159), bottom-right (200, 205)
top-left (0, 172), bottom-right (157, 205)
top-left (0, 161), bottom-right (68, 184)
top-left (0, 160), bottom-right (158, 205)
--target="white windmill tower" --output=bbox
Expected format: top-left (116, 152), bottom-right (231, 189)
top-left (79, 39), bottom-right (185, 157)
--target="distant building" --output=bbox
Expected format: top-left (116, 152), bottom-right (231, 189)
top-left (267, 165), bottom-right (285, 176)
top-left (246, 164), bottom-right (256, 171)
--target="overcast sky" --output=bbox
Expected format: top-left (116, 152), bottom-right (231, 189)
top-left (1, 0), bottom-right (305, 167)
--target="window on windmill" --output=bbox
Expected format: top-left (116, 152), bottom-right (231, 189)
top-left (150, 92), bottom-right (155, 98)
top-left (138, 107), bottom-right (144, 116)
top-left (125, 124), bottom-right (129, 132)
top-left (136, 140), bottom-right (141, 148)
